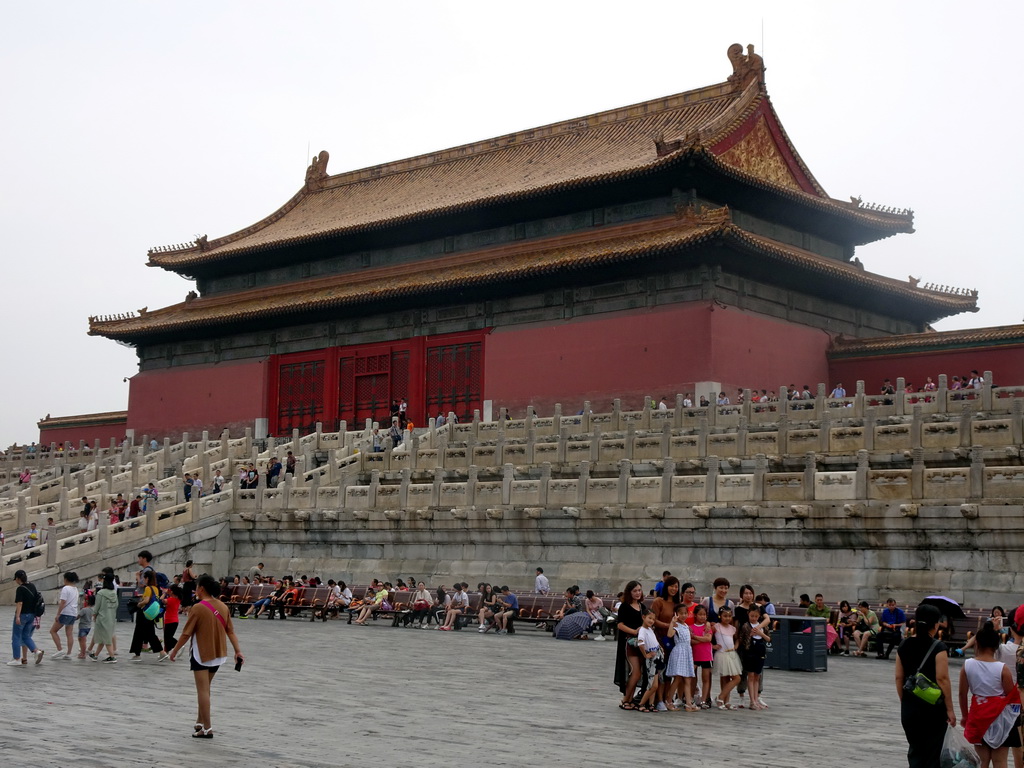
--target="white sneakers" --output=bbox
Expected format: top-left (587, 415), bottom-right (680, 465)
top-left (52, 650), bottom-right (67, 660)
top-left (34, 650), bottom-right (44, 665)
top-left (6, 659), bottom-right (22, 666)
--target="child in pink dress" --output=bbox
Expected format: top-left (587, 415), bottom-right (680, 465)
top-left (690, 604), bottom-right (715, 709)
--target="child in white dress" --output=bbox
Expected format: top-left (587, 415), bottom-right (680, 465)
top-left (713, 607), bottom-right (743, 709)
top-left (665, 603), bottom-right (696, 711)
top-left (635, 611), bottom-right (663, 713)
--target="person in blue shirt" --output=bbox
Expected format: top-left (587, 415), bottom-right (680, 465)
top-left (877, 598), bottom-right (907, 659)
top-left (494, 586), bottom-right (519, 635)
top-left (654, 571), bottom-right (671, 598)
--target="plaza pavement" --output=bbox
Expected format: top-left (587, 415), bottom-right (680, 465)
top-left (0, 606), bottom-right (959, 768)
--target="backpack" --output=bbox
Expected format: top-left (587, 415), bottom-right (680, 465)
top-left (29, 584), bottom-right (45, 617)
top-left (155, 572), bottom-right (170, 590)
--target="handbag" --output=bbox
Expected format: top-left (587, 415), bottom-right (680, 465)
top-left (142, 595), bottom-right (163, 621)
top-left (903, 638), bottom-right (943, 705)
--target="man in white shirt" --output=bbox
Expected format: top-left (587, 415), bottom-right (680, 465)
top-left (535, 567), bottom-right (550, 594)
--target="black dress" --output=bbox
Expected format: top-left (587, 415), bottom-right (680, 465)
top-left (615, 603), bottom-right (643, 693)
top-left (897, 635), bottom-right (948, 768)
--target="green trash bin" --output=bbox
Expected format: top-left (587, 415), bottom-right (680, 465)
top-left (788, 616), bottom-right (828, 672)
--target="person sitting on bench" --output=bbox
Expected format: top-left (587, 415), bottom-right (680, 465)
top-left (493, 586), bottom-right (519, 635)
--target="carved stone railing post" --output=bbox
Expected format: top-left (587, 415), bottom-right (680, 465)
top-left (777, 413), bottom-right (790, 455)
top-left (526, 405), bottom-right (536, 435)
top-left (618, 460), bottom-right (630, 505)
top-left (431, 471), bottom-right (443, 507)
top-left (741, 389), bottom-right (752, 422)
top-left (368, 470), bottom-right (380, 509)
top-left (803, 452), bottom-right (816, 502)
top-left (501, 463), bottom-right (514, 505)
top-left (578, 460), bottom-right (590, 505)
top-left (46, 529), bottom-right (57, 568)
top-left (539, 463), bottom-right (551, 506)
top-left (969, 446), bottom-right (984, 500)
top-left (581, 401), bottom-right (591, 433)
top-left (526, 428), bottom-right (536, 465)
top-left (983, 371), bottom-right (994, 411)
top-left (674, 394), bottom-right (684, 429)
top-left (856, 450), bottom-right (869, 499)
top-left (59, 487), bottom-right (69, 522)
top-left (753, 454), bottom-right (766, 502)
top-left (98, 512), bottom-right (109, 551)
top-left (76, 472), bottom-right (86, 499)
top-left (612, 399), bottom-right (622, 432)
top-left (706, 394), bottom-right (717, 427)
top-left (399, 468), bottom-right (411, 509)
top-left (737, 417), bottom-right (749, 457)
top-left (819, 410), bottom-right (831, 453)
top-left (911, 447), bottom-right (925, 499)
top-left (1012, 399), bottom-right (1024, 445)
top-left (661, 421), bottom-right (672, 458)
top-left (642, 396), bottom-right (652, 429)
top-left (145, 506), bottom-right (156, 537)
top-left (17, 492), bottom-right (27, 531)
top-left (814, 384), bottom-right (826, 421)
top-left (463, 465), bottom-right (476, 507)
top-left (589, 430), bottom-right (600, 463)
top-left (697, 417), bottom-right (709, 459)
top-left (625, 421), bottom-right (636, 461)
top-left (557, 427), bottom-right (569, 464)
top-left (959, 407), bottom-right (973, 449)
top-left (705, 456), bottom-right (719, 503)
top-left (911, 406), bottom-right (923, 449)
top-left (854, 380), bottom-right (866, 418)
top-left (895, 378), bottom-right (906, 417)
top-left (662, 459), bottom-right (675, 504)
top-left (863, 411), bottom-right (876, 451)
top-left (937, 375), bottom-right (949, 415)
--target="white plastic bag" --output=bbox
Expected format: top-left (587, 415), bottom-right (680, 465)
top-left (940, 726), bottom-right (980, 768)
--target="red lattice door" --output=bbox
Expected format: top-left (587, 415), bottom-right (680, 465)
top-left (338, 349), bottom-right (413, 428)
top-left (425, 341), bottom-right (482, 423)
top-left (276, 360), bottom-right (325, 435)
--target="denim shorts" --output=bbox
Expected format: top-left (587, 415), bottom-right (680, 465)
top-left (58, 615), bottom-right (76, 627)
top-left (78, 626), bottom-right (91, 638)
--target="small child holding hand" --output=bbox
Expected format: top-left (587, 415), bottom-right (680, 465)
top-left (635, 611), bottom-right (663, 713)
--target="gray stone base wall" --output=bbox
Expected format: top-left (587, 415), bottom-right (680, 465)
top-left (228, 501), bottom-right (1023, 609)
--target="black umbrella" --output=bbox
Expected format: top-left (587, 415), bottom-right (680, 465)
top-left (921, 596), bottom-right (967, 621)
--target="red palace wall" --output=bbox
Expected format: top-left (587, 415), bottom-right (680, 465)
top-left (707, 305), bottom-right (831, 396)
top-left (485, 303), bottom-right (831, 414)
top-left (829, 344), bottom-right (1024, 393)
top-left (39, 421), bottom-right (128, 449)
top-left (127, 359), bottom-right (269, 440)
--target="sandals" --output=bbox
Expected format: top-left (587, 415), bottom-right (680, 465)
top-left (192, 727), bottom-right (213, 739)
top-left (716, 698), bottom-right (727, 710)
top-left (619, 701), bottom-right (637, 711)
top-left (636, 705), bottom-right (656, 713)
top-left (683, 704), bottom-right (700, 712)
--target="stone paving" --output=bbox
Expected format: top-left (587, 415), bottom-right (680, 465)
top-left (0, 606), bottom-right (964, 768)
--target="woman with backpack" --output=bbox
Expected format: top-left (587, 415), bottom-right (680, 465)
top-left (129, 570), bottom-right (165, 661)
top-left (9, 569), bottom-right (44, 666)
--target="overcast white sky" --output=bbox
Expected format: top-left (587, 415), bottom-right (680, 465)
top-left (1, 2), bottom-right (1019, 444)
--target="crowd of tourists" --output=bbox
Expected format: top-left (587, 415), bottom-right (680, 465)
top-left (9, 552), bottom-right (242, 738)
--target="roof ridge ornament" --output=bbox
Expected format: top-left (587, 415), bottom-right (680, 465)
top-left (305, 150), bottom-right (330, 191)
top-left (726, 43), bottom-right (765, 91)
